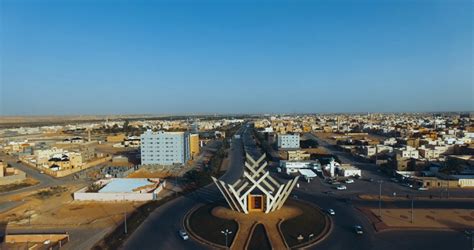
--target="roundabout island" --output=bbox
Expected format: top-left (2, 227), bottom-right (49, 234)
top-left (184, 154), bottom-right (331, 249)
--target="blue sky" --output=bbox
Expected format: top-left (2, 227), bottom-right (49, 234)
top-left (1, 0), bottom-right (472, 115)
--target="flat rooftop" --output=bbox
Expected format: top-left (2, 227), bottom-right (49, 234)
top-left (99, 178), bottom-right (155, 193)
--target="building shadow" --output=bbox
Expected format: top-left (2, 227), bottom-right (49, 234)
top-left (0, 222), bottom-right (7, 242)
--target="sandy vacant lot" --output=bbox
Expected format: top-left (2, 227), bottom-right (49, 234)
top-left (371, 208), bottom-right (474, 229)
top-left (0, 178), bottom-right (39, 193)
top-left (0, 183), bottom-right (143, 230)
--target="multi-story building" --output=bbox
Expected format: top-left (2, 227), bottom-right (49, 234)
top-left (140, 130), bottom-right (190, 165)
top-left (35, 147), bottom-right (65, 167)
top-left (189, 133), bottom-right (200, 159)
top-left (277, 133), bottom-right (300, 149)
top-left (48, 152), bottom-right (83, 171)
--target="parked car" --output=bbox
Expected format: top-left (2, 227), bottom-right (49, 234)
top-left (390, 178), bottom-right (399, 183)
top-left (418, 187), bottom-right (429, 191)
top-left (178, 229), bottom-right (189, 240)
top-left (326, 208), bottom-right (336, 215)
top-left (345, 179), bottom-right (354, 184)
top-left (336, 185), bottom-right (347, 190)
top-left (332, 181), bottom-right (342, 185)
top-left (354, 225), bottom-right (364, 234)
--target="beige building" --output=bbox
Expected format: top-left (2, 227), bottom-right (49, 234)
top-left (287, 150), bottom-right (310, 161)
top-left (0, 160), bottom-right (27, 185)
top-left (414, 177), bottom-right (460, 189)
top-left (0, 161), bottom-right (4, 177)
top-left (189, 134), bottom-right (200, 159)
top-left (48, 152), bottom-right (83, 171)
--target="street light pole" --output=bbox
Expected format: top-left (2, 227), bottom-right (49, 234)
top-left (465, 230), bottom-right (473, 250)
top-left (221, 229), bottom-right (233, 249)
top-left (471, 230), bottom-right (473, 250)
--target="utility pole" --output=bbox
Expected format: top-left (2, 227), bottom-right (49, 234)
top-left (447, 180), bottom-right (450, 199)
top-left (175, 175), bottom-right (178, 196)
top-left (123, 195), bottom-right (127, 234)
top-left (411, 196), bottom-right (414, 224)
top-left (375, 146), bottom-right (378, 165)
top-left (378, 180), bottom-right (383, 218)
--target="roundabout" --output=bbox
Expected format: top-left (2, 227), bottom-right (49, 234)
top-left (185, 199), bottom-right (331, 249)
top-left (184, 154), bottom-right (332, 249)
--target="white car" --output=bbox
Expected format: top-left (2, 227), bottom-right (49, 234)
top-left (345, 179), bottom-right (354, 184)
top-left (178, 229), bottom-right (189, 240)
top-left (336, 185), bottom-right (347, 190)
top-left (418, 187), bottom-right (428, 191)
top-left (354, 225), bottom-right (364, 235)
top-left (326, 208), bottom-right (336, 215)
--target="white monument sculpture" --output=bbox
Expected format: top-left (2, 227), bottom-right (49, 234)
top-left (212, 153), bottom-right (299, 214)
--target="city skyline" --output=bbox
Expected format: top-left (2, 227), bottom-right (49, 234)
top-left (1, 0), bottom-right (473, 115)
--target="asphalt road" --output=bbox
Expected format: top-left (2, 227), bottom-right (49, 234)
top-left (123, 126), bottom-right (255, 250)
top-left (0, 152), bottom-right (89, 197)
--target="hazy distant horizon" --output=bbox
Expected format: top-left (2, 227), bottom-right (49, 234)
top-left (1, 110), bottom-right (473, 118)
top-left (1, 0), bottom-right (472, 115)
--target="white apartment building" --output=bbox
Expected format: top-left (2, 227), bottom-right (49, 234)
top-left (277, 133), bottom-right (300, 149)
top-left (383, 137), bottom-right (397, 146)
top-left (140, 130), bottom-right (190, 165)
top-left (395, 146), bottom-right (419, 159)
top-left (363, 145), bottom-right (393, 157)
top-left (418, 145), bottom-right (449, 160)
top-left (363, 146), bottom-right (377, 157)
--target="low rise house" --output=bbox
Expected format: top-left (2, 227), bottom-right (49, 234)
top-left (278, 160), bottom-right (321, 176)
top-left (337, 164), bottom-right (362, 177)
top-left (74, 178), bottom-right (166, 201)
top-left (383, 137), bottom-right (397, 146)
